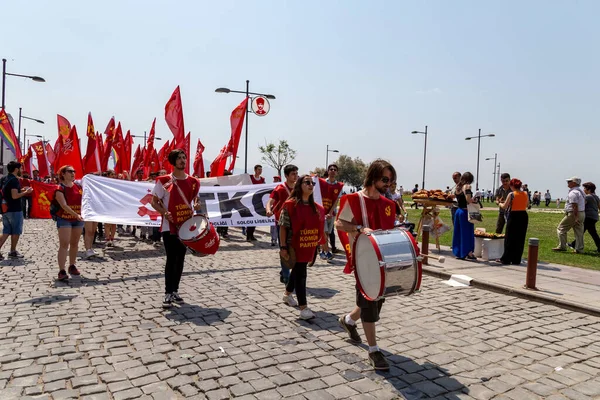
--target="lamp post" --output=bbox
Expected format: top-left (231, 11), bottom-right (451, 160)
top-left (18, 107), bottom-right (45, 153)
top-left (465, 129), bottom-right (495, 190)
top-left (27, 133), bottom-right (44, 150)
top-left (131, 133), bottom-right (162, 148)
top-left (1, 58), bottom-right (46, 167)
top-left (485, 153), bottom-right (498, 193)
top-left (215, 81), bottom-right (276, 173)
top-left (325, 145), bottom-right (339, 171)
top-left (411, 126), bottom-right (428, 190)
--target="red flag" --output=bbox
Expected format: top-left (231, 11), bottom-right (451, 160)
top-left (123, 130), bottom-right (133, 174)
top-left (150, 148), bottom-right (160, 174)
top-left (30, 180), bottom-right (59, 219)
top-left (53, 115), bottom-right (72, 170)
top-left (0, 109), bottom-right (22, 159)
top-left (83, 113), bottom-right (101, 174)
top-left (54, 125), bottom-right (84, 174)
top-left (210, 145), bottom-right (229, 177)
top-left (18, 147), bottom-right (33, 174)
top-left (31, 141), bottom-right (50, 178)
top-left (95, 132), bottom-right (104, 171)
top-left (112, 122), bottom-right (125, 172)
top-left (183, 132), bottom-right (191, 174)
top-left (130, 145), bottom-right (143, 177)
top-left (144, 118), bottom-right (156, 166)
top-left (165, 86), bottom-right (185, 147)
top-left (100, 117), bottom-right (116, 171)
top-left (227, 98), bottom-right (248, 172)
top-left (157, 139), bottom-right (172, 172)
top-left (193, 139), bottom-right (205, 178)
top-left (45, 143), bottom-right (55, 168)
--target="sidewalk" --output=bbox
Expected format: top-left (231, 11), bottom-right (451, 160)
top-left (422, 245), bottom-right (600, 316)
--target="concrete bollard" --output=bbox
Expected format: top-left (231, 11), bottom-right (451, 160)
top-left (421, 225), bottom-right (430, 265)
top-left (526, 238), bottom-right (539, 290)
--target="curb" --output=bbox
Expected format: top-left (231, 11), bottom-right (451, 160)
top-left (422, 265), bottom-right (600, 317)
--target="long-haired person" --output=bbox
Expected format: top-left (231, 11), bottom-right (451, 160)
top-left (498, 178), bottom-right (529, 264)
top-left (279, 175), bottom-right (325, 320)
top-left (452, 171), bottom-right (477, 260)
top-left (103, 170), bottom-right (117, 247)
top-left (55, 165), bottom-right (84, 281)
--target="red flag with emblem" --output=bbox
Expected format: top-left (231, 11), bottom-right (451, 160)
top-left (54, 114), bottom-right (72, 170)
top-left (111, 122), bottom-right (125, 172)
top-left (83, 113), bottom-right (101, 174)
top-left (31, 141), bottom-right (50, 177)
top-left (123, 130), bottom-right (133, 174)
top-left (165, 86), bottom-right (185, 147)
top-left (30, 180), bottom-right (59, 219)
top-left (209, 145), bottom-right (229, 177)
top-left (157, 139), bottom-right (172, 172)
top-left (130, 144), bottom-right (143, 177)
top-left (144, 118), bottom-right (156, 167)
top-left (193, 139), bottom-right (205, 178)
top-left (227, 98), bottom-right (248, 172)
top-left (54, 125), bottom-right (84, 174)
top-left (45, 143), bottom-right (55, 169)
top-left (18, 147), bottom-right (33, 174)
top-left (100, 117), bottom-right (116, 171)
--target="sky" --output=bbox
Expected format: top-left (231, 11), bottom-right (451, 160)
top-left (2, 0), bottom-right (599, 198)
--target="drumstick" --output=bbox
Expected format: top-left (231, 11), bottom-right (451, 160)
top-left (417, 253), bottom-right (446, 264)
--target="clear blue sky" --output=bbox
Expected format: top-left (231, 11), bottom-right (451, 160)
top-left (3, 0), bottom-right (598, 197)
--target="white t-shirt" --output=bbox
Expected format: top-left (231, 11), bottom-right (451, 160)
top-left (566, 187), bottom-right (585, 212)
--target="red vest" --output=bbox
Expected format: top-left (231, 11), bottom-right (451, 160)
top-left (283, 199), bottom-right (325, 262)
top-left (269, 183), bottom-right (293, 222)
top-left (250, 175), bottom-right (265, 184)
top-left (318, 178), bottom-right (344, 214)
top-left (157, 174), bottom-right (200, 233)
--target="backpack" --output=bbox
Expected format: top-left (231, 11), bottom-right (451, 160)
top-left (49, 183), bottom-right (81, 221)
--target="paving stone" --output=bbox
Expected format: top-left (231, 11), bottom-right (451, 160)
top-left (113, 387), bottom-right (144, 400)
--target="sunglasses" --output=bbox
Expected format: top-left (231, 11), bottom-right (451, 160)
top-left (66, 170), bottom-right (76, 173)
top-left (303, 181), bottom-right (314, 186)
top-left (380, 177), bottom-right (391, 184)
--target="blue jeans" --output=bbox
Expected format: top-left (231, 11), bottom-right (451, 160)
top-left (276, 225), bottom-right (290, 282)
top-left (2, 211), bottom-right (24, 235)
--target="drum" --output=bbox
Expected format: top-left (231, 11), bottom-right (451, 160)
top-left (178, 215), bottom-right (220, 256)
top-left (353, 228), bottom-right (422, 301)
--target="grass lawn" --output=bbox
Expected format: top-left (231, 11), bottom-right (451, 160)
top-left (402, 204), bottom-right (600, 271)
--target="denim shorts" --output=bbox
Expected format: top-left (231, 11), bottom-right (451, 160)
top-left (2, 211), bottom-right (24, 235)
top-left (56, 217), bottom-right (84, 229)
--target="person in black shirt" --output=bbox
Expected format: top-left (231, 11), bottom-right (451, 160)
top-left (0, 161), bottom-right (33, 259)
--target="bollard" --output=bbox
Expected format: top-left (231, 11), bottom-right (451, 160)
top-left (525, 238), bottom-right (539, 290)
top-left (421, 225), bottom-right (430, 265)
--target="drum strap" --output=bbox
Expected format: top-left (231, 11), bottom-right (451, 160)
top-left (358, 192), bottom-right (369, 229)
top-left (170, 175), bottom-right (193, 209)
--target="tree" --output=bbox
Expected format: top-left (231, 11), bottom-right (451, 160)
top-left (336, 154), bottom-right (368, 189)
top-left (310, 166), bottom-right (326, 178)
top-left (258, 140), bottom-right (297, 177)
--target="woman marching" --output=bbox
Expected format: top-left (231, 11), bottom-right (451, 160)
top-left (498, 178), bottom-right (529, 264)
top-left (54, 165), bottom-right (84, 281)
top-left (279, 174), bottom-right (325, 320)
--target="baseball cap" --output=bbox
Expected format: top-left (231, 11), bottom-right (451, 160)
top-left (566, 176), bottom-right (581, 185)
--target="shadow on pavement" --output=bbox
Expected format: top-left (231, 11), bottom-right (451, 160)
top-left (307, 287), bottom-right (339, 299)
top-left (163, 303), bottom-right (232, 326)
top-left (17, 294), bottom-right (77, 305)
top-left (298, 310), bottom-right (344, 332)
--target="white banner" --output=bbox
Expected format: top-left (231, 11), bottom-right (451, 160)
top-left (81, 175), bottom-right (322, 227)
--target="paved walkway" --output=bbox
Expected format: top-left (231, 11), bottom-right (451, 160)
top-left (0, 221), bottom-right (599, 399)
top-left (422, 245), bottom-right (600, 315)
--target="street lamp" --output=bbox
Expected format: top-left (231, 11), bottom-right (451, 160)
top-left (131, 133), bottom-right (162, 146)
top-left (465, 129), bottom-right (495, 190)
top-left (325, 145), bottom-right (339, 171)
top-left (215, 80), bottom-right (276, 173)
top-left (17, 107), bottom-right (44, 153)
top-left (485, 153), bottom-right (498, 193)
top-left (1, 58), bottom-right (46, 167)
top-left (411, 126), bottom-right (428, 190)
top-left (24, 132), bottom-right (44, 152)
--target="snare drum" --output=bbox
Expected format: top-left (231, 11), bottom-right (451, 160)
top-left (353, 228), bottom-right (422, 301)
top-left (178, 215), bottom-right (220, 255)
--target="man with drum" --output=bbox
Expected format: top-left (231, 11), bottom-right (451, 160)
top-left (335, 159), bottom-right (397, 371)
top-left (151, 149), bottom-right (202, 308)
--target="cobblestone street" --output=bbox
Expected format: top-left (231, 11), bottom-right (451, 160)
top-left (1, 220), bottom-right (599, 400)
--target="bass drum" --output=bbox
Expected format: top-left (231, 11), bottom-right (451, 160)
top-left (178, 215), bottom-right (220, 256)
top-left (353, 228), bottom-right (422, 301)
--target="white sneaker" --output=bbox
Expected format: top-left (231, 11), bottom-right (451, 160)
top-left (299, 308), bottom-right (315, 320)
top-left (283, 294), bottom-right (298, 307)
top-left (84, 249), bottom-right (96, 259)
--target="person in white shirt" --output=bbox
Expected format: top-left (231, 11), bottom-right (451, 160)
top-left (544, 190), bottom-right (552, 207)
top-left (553, 176), bottom-right (586, 253)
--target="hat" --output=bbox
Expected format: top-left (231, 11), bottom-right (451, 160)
top-left (566, 176), bottom-right (581, 185)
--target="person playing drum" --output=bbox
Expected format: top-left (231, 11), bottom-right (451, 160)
top-left (151, 149), bottom-right (202, 309)
top-left (335, 159), bottom-right (397, 371)
top-left (279, 175), bottom-right (325, 320)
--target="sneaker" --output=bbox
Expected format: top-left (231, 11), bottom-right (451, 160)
top-left (283, 294), bottom-right (298, 307)
top-left (84, 249), bottom-right (96, 259)
top-left (339, 316), bottom-right (362, 343)
top-left (57, 270), bottom-right (68, 282)
top-left (162, 294), bottom-right (173, 308)
top-left (326, 252), bottom-right (334, 260)
top-left (250, 236), bottom-right (258, 241)
top-left (68, 265), bottom-right (80, 276)
top-left (8, 251), bottom-right (24, 259)
top-left (299, 308), bottom-right (315, 320)
top-left (171, 292), bottom-right (184, 304)
top-left (319, 251), bottom-right (327, 260)
top-left (368, 351), bottom-right (390, 371)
